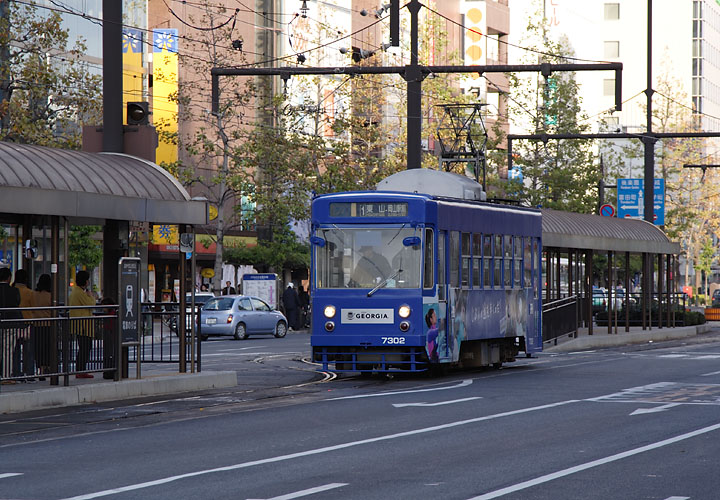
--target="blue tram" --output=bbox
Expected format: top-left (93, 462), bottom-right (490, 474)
top-left (310, 169), bottom-right (543, 373)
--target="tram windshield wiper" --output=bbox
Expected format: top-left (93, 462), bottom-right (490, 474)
top-left (367, 268), bottom-right (402, 297)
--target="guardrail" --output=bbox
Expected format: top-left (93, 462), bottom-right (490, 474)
top-left (0, 302), bottom-right (202, 389)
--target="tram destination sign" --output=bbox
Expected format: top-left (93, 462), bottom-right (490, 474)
top-left (330, 202), bottom-right (408, 218)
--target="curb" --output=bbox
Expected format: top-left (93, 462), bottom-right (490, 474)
top-left (544, 325), bottom-right (706, 353)
top-left (0, 371), bottom-right (237, 414)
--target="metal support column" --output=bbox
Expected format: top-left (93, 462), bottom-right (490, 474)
top-left (657, 253), bottom-right (663, 328)
top-left (586, 250), bottom-right (593, 335)
top-left (625, 251), bottom-right (630, 332)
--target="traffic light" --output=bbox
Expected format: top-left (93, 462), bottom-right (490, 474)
top-left (127, 101), bottom-right (149, 125)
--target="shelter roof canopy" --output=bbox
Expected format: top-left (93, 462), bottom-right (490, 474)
top-left (0, 141), bottom-right (206, 225)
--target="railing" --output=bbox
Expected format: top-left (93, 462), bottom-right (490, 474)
top-left (1, 304), bottom-right (119, 387)
top-left (0, 302), bottom-right (202, 388)
top-left (542, 295), bottom-right (578, 344)
top-left (129, 302), bottom-right (201, 370)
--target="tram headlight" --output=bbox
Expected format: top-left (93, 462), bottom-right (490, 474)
top-left (398, 305), bottom-right (411, 319)
top-left (324, 305), bottom-right (336, 318)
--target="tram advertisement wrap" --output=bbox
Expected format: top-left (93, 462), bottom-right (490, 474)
top-left (437, 289), bottom-right (531, 363)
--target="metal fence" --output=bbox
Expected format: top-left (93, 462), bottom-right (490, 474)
top-left (0, 302), bottom-right (201, 388)
top-left (542, 295), bottom-right (579, 345)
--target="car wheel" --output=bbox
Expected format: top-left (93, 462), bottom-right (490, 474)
top-left (274, 321), bottom-right (287, 338)
top-left (200, 335), bottom-right (209, 342)
top-left (234, 323), bottom-right (248, 340)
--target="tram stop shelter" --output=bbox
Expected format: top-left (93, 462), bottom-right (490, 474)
top-left (0, 141), bottom-right (207, 372)
top-left (0, 140), bottom-right (207, 297)
top-left (540, 208), bottom-right (682, 341)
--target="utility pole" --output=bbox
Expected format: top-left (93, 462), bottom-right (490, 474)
top-left (102, 0), bottom-right (123, 153)
top-left (643, 0), bottom-right (655, 224)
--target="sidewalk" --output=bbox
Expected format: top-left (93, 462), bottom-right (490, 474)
top-left (544, 322), bottom-right (715, 353)
top-left (0, 367), bottom-right (237, 414)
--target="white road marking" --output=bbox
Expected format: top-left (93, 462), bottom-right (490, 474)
top-left (58, 399), bottom-right (578, 500)
top-left (246, 483), bottom-right (348, 500)
top-left (328, 379), bottom-right (474, 400)
top-left (465, 422), bottom-right (720, 500)
top-left (663, 497), bottom-right (690, 500)
top-left (0, 473), bottom-right (23, 479)
top-left (393, 397), bottom-right (482, 408)
top-left (630, 403), bottom-right (680, 415)
top-left (701, 370), bottom-right (720, 377)
top-left (658, 354), bottom-right (689, 358)
top-left (693, 355), bottom-right (720, 359)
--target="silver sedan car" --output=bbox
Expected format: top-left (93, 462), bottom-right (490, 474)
top-left (198, 295), bottom-right (288, 340)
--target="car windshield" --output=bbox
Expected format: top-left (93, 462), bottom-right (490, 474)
top-left (203, 298), bottom-right (234, 311)
top-left (187, 294), bottom-right (214, 305)
top-left (314, 226), bottom-right (422, 289)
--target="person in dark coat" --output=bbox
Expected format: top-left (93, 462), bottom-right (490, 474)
top-left (282, 283), bottom-right (300, 331)
top-left (221, 281), bottom-right (236, 295)
top-left (298, 285), bottom-right (309, 329)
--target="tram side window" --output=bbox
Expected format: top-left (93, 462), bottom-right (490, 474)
top-left (494, 235), bottom-right (502, 287)
top-left (524, 237), bottom-right (532, 288)
top-left (473, 234), bottom-right (482, 288)
top-left (449, 231), bottom-right (460, 287)
top-left (423, 228), bottom-right (434, 289)
top-left (461, 232), bottom-right (471, 288)
top-left (504, 235), bottom-right (512, 288)
top-left (483, 235), bottom-right (492, 288)
top-left (514, 236), bottom-right (522, 288)
top-left (438, 231), bottom-right (446, 300)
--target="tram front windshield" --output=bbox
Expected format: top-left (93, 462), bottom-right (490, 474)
top-left (315, 226), bottom-right (422, 289)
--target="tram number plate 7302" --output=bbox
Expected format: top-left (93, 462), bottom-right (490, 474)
top-left (382, 337), bottom-right (406, 345)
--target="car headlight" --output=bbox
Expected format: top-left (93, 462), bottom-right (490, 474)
top-left (398, 305), bottom-right (411, 319)
top-left (324, 305), bottom-right (336, 318)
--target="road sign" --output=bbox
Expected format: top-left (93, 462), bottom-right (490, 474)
top-left (617, 178), bottom-right (664, 225)
top-left (599, 204), bottom-right (615, 217)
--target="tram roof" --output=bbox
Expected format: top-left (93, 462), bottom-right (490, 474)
top-left (541, 208), bottom-right (680, 255)
top-left (0, 141), bottom-right (207, 224)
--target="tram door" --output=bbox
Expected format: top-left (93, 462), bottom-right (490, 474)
top-left (437, 230), bottom-right (449, 359)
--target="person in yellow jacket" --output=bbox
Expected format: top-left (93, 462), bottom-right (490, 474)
top-left (69, 270), bottom-right (96, 378)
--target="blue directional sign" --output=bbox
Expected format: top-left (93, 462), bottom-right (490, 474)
top-left (617, 178), bottom-right (664, 225)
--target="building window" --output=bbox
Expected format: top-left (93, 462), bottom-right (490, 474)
top-left (604, 41), bottom-right (619, 58)
top-left (603, 78), bottom-right (615, 96)
top-left (604, 3), bottom-right (619, 20)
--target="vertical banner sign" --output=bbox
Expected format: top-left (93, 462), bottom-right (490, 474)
top-left (462, 1), bottom-right (487, 92)
top-left (122, 28), bottom-right (144, 118)
top-left (152, 29), bottom-right (178, 164)
top-left (119, 257), bottom-right (141, 343)
top-left (617, 178), bottom-right (665, 225)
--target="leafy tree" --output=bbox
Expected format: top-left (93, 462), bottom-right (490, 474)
top-left (501, 10), bottom-right (598, 212)
top-left (696, 237), bottom-right (715, 299)
top-left (224, 226), bottom-right (309, 274)
top-left (163, 3), bottom-right (256, 293)
top-left (68, 225), bottom-right (102, 270)
top-left (0, 1), bottom-right (102, 147)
